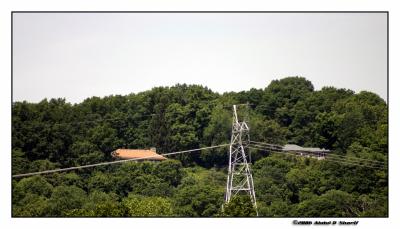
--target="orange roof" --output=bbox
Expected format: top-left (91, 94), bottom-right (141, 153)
top-left (111, 149), bottom-right (166, 160)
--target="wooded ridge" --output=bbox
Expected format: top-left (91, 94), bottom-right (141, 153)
top-left (12, 77), bottom-right (388, 217)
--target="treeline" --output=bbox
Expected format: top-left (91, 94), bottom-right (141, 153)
top-left (12, 77), bottom-right (388, 217)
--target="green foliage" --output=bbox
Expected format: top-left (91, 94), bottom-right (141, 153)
top-left (173, 168), bottom-right (226, 217)
top-left (13, 194), bottom-right (50, 217)
top-left (68, 141), bottom-right (103, 165)
top-left (154, 159), bottom-right (183, 186)
top-left (113, 162), bottom-right (145, 197)
top-left (250, 114), bottom-right (288, 145)
top-left (110, 160), bottom-right (182, 197)
top-left (12, 149), bottom-right (30, 175)
top-left (58, 172), bottom-right (85, 188)
top-left (221, 195), bottom-right (257, 217)
top-left (12, 78), bottom-right (387, 217)
top-left (258, 200), bottom-right (292, 217)
top-left (258, 77), bottom-right (314, 120)
top-left (47, 185), bottom-right (87, 216)
top-left (130, 175), bottom-right (172, 197)
top-left (201, 105), bottom-right (231, 167)
top-left (294, 190), bottom-right (357, 217)
top-left (165, 103), bottom-right (199, 152)
top-left (64, 191), bottom-right (125, 217)
top-left (122, 194), bottom-right (174, 216)
top-left (180, 166), bottom-right (226, 188)
top-left (88, 124), bottom-right (124, 157)
top-left (76, 191), bottom-right (125, 217)
top-left (29, 160), bottom-right (59, 173)
top-left (13, 176), bottom-right (53, 201)
top-left (356, 194), bottom-right (387, 217)
top-left (173, 182), bottom-right (224, 216)
top-left (88, 171), bottom-right (116, 193)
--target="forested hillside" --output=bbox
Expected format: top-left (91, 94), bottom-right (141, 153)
top-left (12, 77), bottom-right (388, 217)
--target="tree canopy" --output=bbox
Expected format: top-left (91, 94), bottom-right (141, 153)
top-left (12, 78), bottom-right (387, 217)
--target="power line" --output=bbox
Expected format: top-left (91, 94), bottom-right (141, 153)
top-left (249, 142), bottom-right (386, 167)
top-left (250, 143), bottom-right (282, 152)
top-left (248, 146), bottom-right (384, 169)
top-left (325, 156), bottom-right (386, 168)
top-left (250, 141), bottom-right (283, 148)
top-left (323, 157), bottom-right (385, 169)
top-left (249, 144), bottom-right (381, 166)
top-left (249, 141), bottom-right (283, 151)
top-left (12, 144), bottom-right (230, 178)
top-left (248, 145), bottom-right (386, 170)
top-left (326, 153), bottom-right (386, 165)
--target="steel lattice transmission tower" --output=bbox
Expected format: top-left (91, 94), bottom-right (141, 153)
top-left (224, 104), bottom-right (258, 215)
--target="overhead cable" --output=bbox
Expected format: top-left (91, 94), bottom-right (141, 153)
top-left (12, 144), bottom-right (229, 178)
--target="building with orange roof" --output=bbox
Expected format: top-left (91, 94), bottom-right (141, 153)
top-left (111, 147), bottom-right (166, 161)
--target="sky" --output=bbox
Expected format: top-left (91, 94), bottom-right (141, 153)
top-left (12, 13), bottom-right (387, 104)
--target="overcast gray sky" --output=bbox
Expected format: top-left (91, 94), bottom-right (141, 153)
top-left (13, 13), bottom-right (387, 104)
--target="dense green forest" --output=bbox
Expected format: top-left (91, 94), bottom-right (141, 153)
top-left (12, 77), bottom-right (388, 217)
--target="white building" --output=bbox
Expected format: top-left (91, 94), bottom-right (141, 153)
top-left (282, 144), bottom-right (330, 160)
